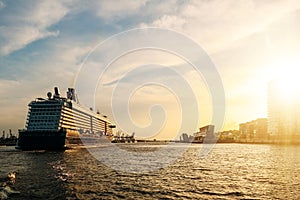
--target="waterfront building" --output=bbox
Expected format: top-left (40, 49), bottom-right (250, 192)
top-left (193, 125), bottom-right (215, 143)
top-left (238, 118), bottom-right (268, 143)
top-left (217, 130), bottom-right (239, 143)
top-left (267, 79), bottom-right (300, 139)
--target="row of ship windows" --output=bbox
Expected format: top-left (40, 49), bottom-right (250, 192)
top-left (28, 123), bottom-right (58, 127)
top-left (31, 103), bottom-right (62, 108)
top-left (61, 120), bottom-right (106, 127)
top-left (30, 105), bottom-right (62, 108)
top-left (63, 112), bottom-right (90, 122)
top-left (27, 127), bottom-right (58, 130)
top-left (30, 106), bottom-right (61, 109)
top-left (28, 117), bottom-right (109, 126)
top-left (62, 118), bottom-right (90, 125)
top-left (29, 116), bottom-right (60, 120)
top-left (61, 119), bottom-right (106, 128)
top-left (27, 124), bottom-right (58, 128)
top-left (65, 108), bottom-right (109, 123)
top-left (63, 114), bottom-right (89, 122)
top-left (63, 122), bottom-right (91, 130)
top-left (28, 119), bottom-right (59, 123)
top-left (30, 112), bottom-right (61, 116)
top-left (30, 109), bottom-right (61, 113)
top-left (63, 108), bottom-right (109, 124)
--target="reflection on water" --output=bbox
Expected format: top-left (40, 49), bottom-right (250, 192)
top-left (1, 144), bottom-right (300, 199)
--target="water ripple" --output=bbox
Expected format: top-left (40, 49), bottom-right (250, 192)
top-left (1, 144), bottom-right (300, 199)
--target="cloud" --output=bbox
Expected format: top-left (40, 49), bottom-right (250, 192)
top-left (1, 0), bottom-right (300, 133)
top-left (0, 79), bottom-right (20, 96)
top-left (141, 15), bottom-right (186, 30)
top-left (92, 0), bottom-right (149, 20)
top-left (0, 0), bottom-right (69, 56)
top-left (141, 0), bottom-right (300, 53)
top-left (0, 1), bottom-right (5, 9)
top-left (53, 41), bottom-right (93, 64)
top-left (0, 26), bottom-right (59, 56)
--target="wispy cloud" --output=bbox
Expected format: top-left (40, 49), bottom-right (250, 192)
top-left (0, 0), bottom-right (69, 56)
top-left (92, 0), bottom-right (149, 20)
top-left (0, 26), bottom-right (59, 56)
top-left (141, 0), bottom-right (300, 53)
top-left (0, 1), bottom-right (5, 9)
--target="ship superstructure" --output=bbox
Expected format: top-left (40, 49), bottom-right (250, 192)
top-left (16, 87), bottom-right (115, 150)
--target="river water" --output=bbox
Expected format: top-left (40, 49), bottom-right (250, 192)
top-left (1, 143), bottom-right (300, 199)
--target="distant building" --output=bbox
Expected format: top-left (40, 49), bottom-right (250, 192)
top-left (238, 118), bottom-right (268, 143)
top-left (194, 125), bottom-right (215, 143)
top-left (268, 80), bottom-right (300, 136)
top-left (180, 133), bottom-right (189, 142)
top-left (180, 133), bottom-right (194, 143)
top-left (217, 130), bottom-right (239, 143)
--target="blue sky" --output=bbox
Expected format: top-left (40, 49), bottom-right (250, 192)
top-left (0, 0), bottom-right (300, 139)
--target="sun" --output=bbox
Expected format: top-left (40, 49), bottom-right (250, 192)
top-left (272, 78), bottom-right (300, 104)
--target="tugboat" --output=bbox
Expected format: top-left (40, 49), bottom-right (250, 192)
top-left (16, 87), bottom-right (115, 150)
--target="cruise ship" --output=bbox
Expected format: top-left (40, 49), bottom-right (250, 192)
top-left (16, 87), bottom-right (115, 150)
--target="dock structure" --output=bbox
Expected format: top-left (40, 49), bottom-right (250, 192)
top-left (0, 129), bottom-right (18, 146)
top-left (112, 132), bottom-right (135, 143)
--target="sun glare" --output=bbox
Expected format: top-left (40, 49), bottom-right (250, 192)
top-left (274, 78), bottom-right (299, 103)
top-left (267, 57), bottom-right (300, 105)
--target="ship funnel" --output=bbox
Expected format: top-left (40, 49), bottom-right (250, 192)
top-left (53, 87), bottom-right (60, 98)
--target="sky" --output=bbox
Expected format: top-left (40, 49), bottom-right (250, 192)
top-left (0, 0), bottom-right (300, 139)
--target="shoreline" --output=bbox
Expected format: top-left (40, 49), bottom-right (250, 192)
top-left (136, 139), bottom-right (300, 146)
